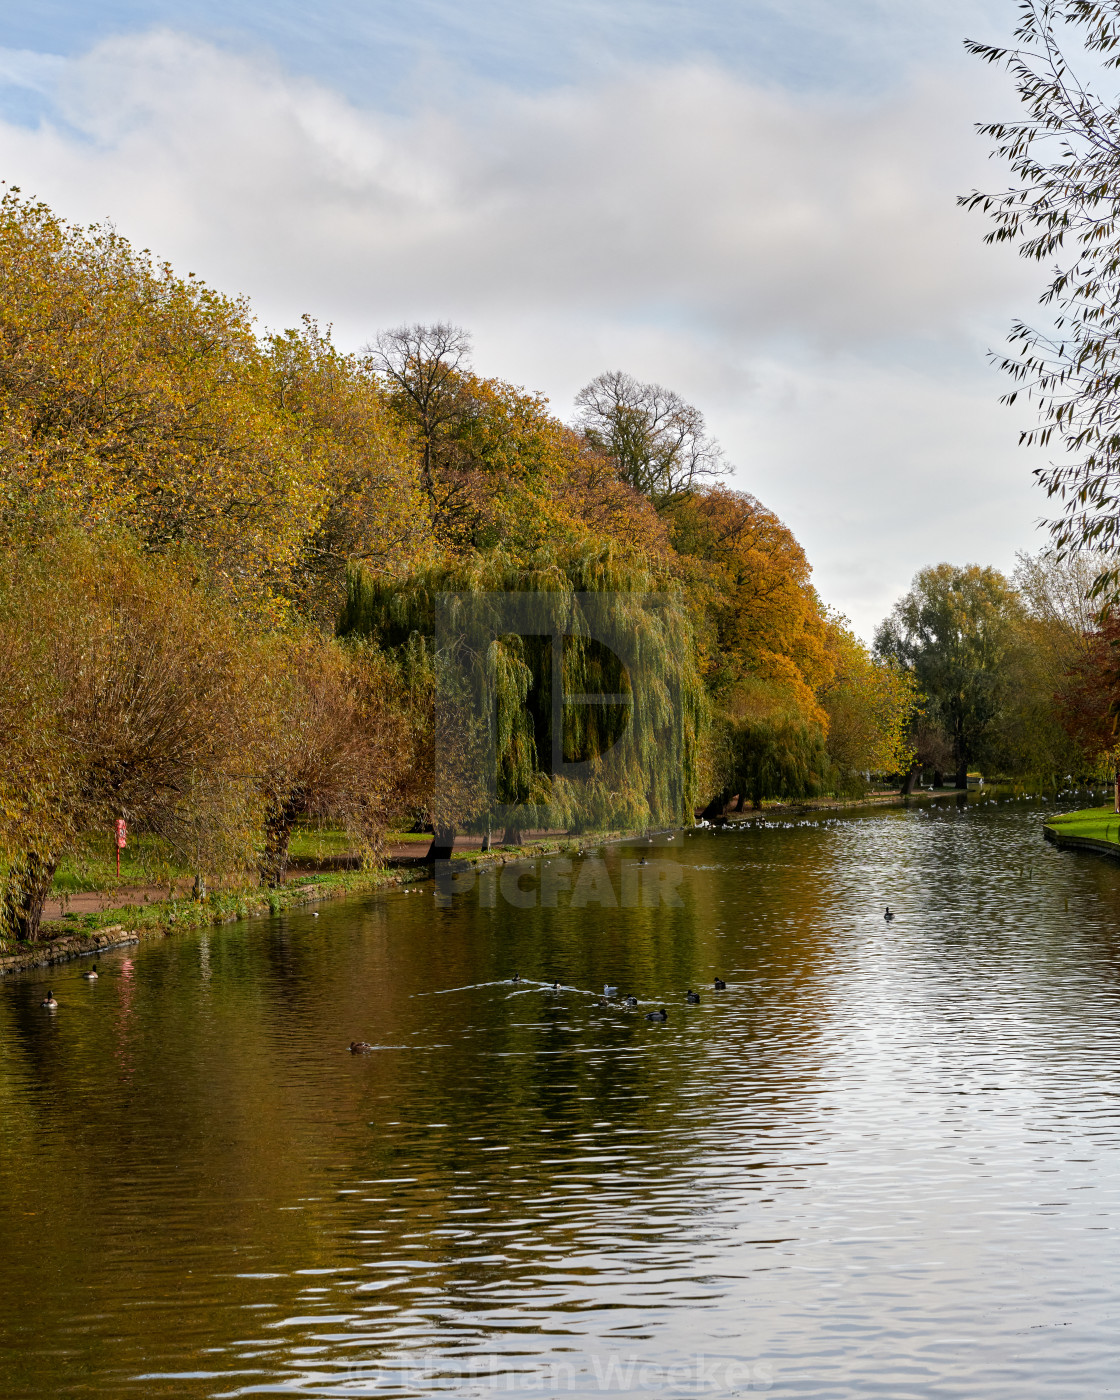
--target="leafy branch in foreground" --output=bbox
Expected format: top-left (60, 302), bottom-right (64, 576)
top-left (962, 1), bottom-right (1120, 594)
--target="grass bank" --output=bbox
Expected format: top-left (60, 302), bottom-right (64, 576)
top-left (0, 865), bottom-right (423, 975)
top-left (1043, 805), bottom-right (1120, 861)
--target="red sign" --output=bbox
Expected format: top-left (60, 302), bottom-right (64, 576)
top-left (115, 819), bottom-right (127, 849)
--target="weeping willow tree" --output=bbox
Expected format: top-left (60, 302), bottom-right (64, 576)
top-left (701, 712), bottom-right (838, 815)
top-left (339, 542), bottom-right (706, 847)
top-left (732, 719), bottom-right (837, 809)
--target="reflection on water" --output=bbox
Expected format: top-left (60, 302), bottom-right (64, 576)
top-left (3, 796), bottom-right (1120, 1397)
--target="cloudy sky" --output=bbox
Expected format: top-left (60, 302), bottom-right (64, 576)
top-left (0, 0), bottom-right (1055, 637)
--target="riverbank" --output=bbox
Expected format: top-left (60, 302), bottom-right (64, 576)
top-left (1044, 806), bottom-right (1120, 862)
top-left (0, 866), bottom-right (415, 976)
top-left (0, 830), bottom-right (644, 976)
top-left (726, 788), bottom-right (962, 821)
top-left (2, 790), bottom-right (998, 976)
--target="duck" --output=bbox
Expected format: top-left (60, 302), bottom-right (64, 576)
top-left (646, 1007), bottom-right (668, 1022)
top-left (511, 974), bottom-right (521, 983)
top-left (41, 990), bottom-right (57, 1009)
top-left (884, 906), bottom-right (895, 922)
top-left (638, 856), bottom-right (648, 866)
top-left (349, 1040), bottom-right (373, 1054)
top-left (686, 989), bottom-right (701, 1004)
top-left (713, 977), bottom-right (727, 990)
top-left (82, 964), bottom-right (99, 981)
top-left (548, 980), bottom-right (561, 992)
top-left (603, 984), bottom-right (618, 997)
top-left (624, 995), bottom-right (639, 1008)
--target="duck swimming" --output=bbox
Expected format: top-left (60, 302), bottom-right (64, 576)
top-left (82, 964), bottom-right (99, 981)
top-left (349, 1040), bottom-right (373, 1053)
top-left (511, 974), bottom-right (521, 983)
top-left (624, 995), bottom-right (639, 1008)
top-left (41, 990), bottom-right (57, 1009)
top-left (646, 1007), bottom-right (668, 1021)
top-left (686, 989), bottom-right (701, 1004)
top-left (884, 906), bottom-right (895, 922)
top-left (713, 977), bottom-right (727, 990)
top-left (603, 984), bottom-right (618, 997)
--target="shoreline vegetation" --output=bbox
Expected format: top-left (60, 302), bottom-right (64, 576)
top-left (1, 190), bottom-right (1115, 952)
top-left (4, 786), bottom-right (1058, 977)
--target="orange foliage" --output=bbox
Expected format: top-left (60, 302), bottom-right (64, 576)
top-left (669, 485), bottom-right (832, 724)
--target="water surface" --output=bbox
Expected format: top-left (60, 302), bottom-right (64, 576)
top-left (3, 795), bottom-right (1120, 1397)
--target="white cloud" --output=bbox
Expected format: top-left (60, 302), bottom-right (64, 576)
top-left (0, 29), bottom-right (1049, 637)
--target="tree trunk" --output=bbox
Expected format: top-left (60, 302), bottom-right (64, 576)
top-left (2, 852), bottom-right (58, 942)
top-left (733, 792), bottom-right (746, 812)
top-left (259, 804), bottom-right (295, 888)
top-left (425, 825), bottom-right (456, 861)
top-left (955, 761), bottom-right (969, 790)
top-left (499, 826), bottom-right (524, 848)
top-left (933, 769), bottom-right (943, 789)
top-left (898, 762), bottom-right (919, 795)
top-left (700, 792), bottom-right (730, 820)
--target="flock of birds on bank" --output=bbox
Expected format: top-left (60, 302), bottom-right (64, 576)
top-left (348, 974), bottom-right (731, 1052)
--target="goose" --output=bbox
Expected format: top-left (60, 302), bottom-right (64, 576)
top-left (646, 1007), bottom-right (668, 1022)
top-left (82, 964), bottom-right (99, 981)
top-left (884, 906), bottom-right (895, 922)
top-left (41, 990), bottom-right (57, 1009)
top-left (713, 978), bottom-right (727, 990)
top-left (686, 989), bottom-right (701, 1004)
top-left (603, 984), bottom-right (618, 997)
top-left (349, 1040), bottom-right (373, 1053)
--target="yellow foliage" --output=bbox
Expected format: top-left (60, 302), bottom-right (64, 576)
top-left (0, 190), bottom-right (327, 612)
top-left (818, 615), bottom-right (918, 776)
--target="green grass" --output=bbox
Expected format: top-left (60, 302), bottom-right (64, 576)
top-left (286, 824), bottom-right (354, 861)
top-left (1047, 806), bottom-right (1120, 845)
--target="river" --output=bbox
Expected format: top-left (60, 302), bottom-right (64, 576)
top-left (2, 793), bottom-right (1120, 1398)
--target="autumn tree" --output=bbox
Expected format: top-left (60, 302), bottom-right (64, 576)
top-left (574, 371), bottom-right (726, 509)
top-left (818, 617), bottom-right (918, 790)
top-left (0, 190), bottom-right (327, 610)
top-left (367, 323), bottom-right (477, 542)
top-left (876, 565), bottom-right (1025, 787)
top-left (986, 550), bottom-right (1102, 780)
top-left (670, 486), bottom-right (833, 713)
top-left (255, 633), bottom-right (416, 885)
top-left (267, 321), bottom-right (429, 623)
top-left (0, 534), bottom-right (265, 939)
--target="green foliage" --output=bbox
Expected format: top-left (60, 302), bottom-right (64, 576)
top-left (340, 542), bottom-right (707, 834)
top-left (962, 5), bottom-right (1120, 596)
top-left (876, 564), bottom-right (1025, 779)
top-left (733, 719), bottom-right (838, 808)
